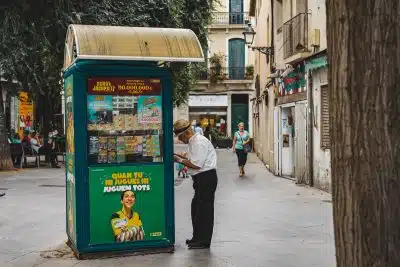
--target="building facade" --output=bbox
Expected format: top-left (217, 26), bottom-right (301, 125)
top-left (250, 0), bottom-right (331, 192)
top-left (249, 0), bottom-right (275, 171)
top-left (174, 0), bottom-right (255, 139)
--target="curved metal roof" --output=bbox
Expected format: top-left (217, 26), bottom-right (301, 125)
top-left (63, 24), bottom-right (205, 70)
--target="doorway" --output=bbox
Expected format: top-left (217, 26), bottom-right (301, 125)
top-left (231, 94), bottom-right (249, 136)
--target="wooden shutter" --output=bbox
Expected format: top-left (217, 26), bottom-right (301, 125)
top-left (320, 84), bottom-right (330, 149)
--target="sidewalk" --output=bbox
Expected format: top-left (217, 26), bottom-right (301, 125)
top-left (0, 149), bottom-right (335, 267)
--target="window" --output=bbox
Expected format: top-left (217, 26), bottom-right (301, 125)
top-left (228, 38), bottom-right (246, 79)
top-left (320, 84), bottom-right (330, 149)
top-left (87, 77), bottom-right (163, 165)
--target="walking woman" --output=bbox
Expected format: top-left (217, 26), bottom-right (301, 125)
top-left (232, 122), bottom-right (250, 177)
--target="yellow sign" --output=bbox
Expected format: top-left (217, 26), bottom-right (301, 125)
top-left (18, 92), bottom-right (34, 138)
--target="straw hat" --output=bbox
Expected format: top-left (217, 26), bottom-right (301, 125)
top-left (173, 119), bottom-right (192, 136)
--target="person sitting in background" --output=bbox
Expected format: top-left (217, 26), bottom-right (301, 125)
top-left (8, 132), bottom-right (21, 144)
top-left (21, 130), bottom-right (31, 145)
top-left (30, 131), bottom-right (42, 153)
top-left (30, 131), bottom-right (60, 168)
top-left (8, 132), bottom-right (22, 167)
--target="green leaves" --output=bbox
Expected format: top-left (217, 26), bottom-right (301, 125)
top-left (0, 0), bottom-right (216, 105)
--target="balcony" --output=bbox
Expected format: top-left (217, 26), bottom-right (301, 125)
top-left (198, 67), bottom-right (253, 81)
top-left (282, 13), bottom-right (311, 62)
top-left (211, 12), bottom-right (250, 26)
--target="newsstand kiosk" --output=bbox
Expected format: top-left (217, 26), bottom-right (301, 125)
top-left (62, 24), bottom-right (204, 259)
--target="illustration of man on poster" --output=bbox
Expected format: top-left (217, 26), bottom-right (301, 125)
top-left (111, 190), bottom-right (144, 242)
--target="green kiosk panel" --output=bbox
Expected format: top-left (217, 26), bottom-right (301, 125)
top-left (63, 24), bottom-right (204, 258)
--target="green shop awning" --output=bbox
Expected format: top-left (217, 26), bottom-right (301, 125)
top-left (305, 55), bottom-right (328, 72)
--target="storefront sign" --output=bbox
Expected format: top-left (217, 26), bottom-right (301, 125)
top-left (89, 165), bottom-right (165, 244)
top-left (189, 95), bottom-right (228, 107)
top-left (87, 78), bottom-right (161, 95)
top-left (65, 75), bottom-right (77, 245)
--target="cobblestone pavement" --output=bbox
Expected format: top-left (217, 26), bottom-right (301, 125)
top-left (0, 147), bottom-right (335, 267)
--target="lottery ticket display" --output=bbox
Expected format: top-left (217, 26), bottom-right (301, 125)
top-left (87, 77), bottom-right (163, 165)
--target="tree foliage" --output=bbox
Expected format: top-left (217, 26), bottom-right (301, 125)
top-left (0, 0), bottom-right (215, 121)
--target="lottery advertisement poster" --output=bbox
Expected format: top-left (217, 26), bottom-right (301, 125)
top-left (89, 165), bottom-right (165, 244)
top-left (137, 96), bottom-right (162, 124)
top-left (87, 95), bottom-right (113, 124)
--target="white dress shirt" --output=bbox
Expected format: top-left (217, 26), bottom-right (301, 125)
top-left (188, 133), bottom-right (217, 176)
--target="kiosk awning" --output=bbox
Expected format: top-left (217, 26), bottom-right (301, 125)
top-left (63, 24), bottom-right (205, 70)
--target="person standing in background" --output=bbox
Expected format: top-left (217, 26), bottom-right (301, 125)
top-left (232, 122), bottom-right (250, 177)
top-left (173, 119), bottom-right (218, 249)
top-left (194, 122), bottom-right (204, 135)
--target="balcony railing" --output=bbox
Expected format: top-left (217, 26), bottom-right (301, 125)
top-left (211, 12), bottom-right (250, 25)
top-left (282, 13), bottom-right (309, 59)
top-left (198, 67), bottom-right (253, 81)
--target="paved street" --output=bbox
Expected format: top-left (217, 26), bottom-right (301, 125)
top-left (0, 148), bottom-right (335, 267)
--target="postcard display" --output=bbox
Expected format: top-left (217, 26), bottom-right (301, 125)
top-left (87, 78), bottom-right (163, 165)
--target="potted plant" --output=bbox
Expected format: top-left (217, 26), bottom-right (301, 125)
top-left (209, 53), bottom-right (226, 84)
top-left (245, 65), bottom-right (254, 80)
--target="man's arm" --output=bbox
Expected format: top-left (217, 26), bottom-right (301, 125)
top-left (174, 142), bottom-right (206, 170)
top-left (174, 155), bottom-right (201, 170)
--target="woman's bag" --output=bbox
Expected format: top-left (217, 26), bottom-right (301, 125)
top-left (239, 132), bottom-right (251, 153)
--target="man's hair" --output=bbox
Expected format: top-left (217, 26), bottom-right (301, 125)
top-left (120, 190), bottom-right (135, 200)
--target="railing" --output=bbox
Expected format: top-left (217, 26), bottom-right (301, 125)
top-left (282, 13), bottom-right (309, 59)
top-left (211, 12), bottom-right (250, 25)
top-left (198, 67), bottom-right (252, 81)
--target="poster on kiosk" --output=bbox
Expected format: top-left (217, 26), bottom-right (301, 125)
top-left (87, 78), bottom-right (165, 244)
top-left (62, 24), bottom-right (204, 258)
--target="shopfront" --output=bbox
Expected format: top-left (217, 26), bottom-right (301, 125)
top-left (274, 63), bottom-right (307, 182)
top-left (188, 94), bottom-right (228, 136)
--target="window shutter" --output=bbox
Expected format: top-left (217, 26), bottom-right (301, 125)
top-left (320, 85), bottom-right (330, 149)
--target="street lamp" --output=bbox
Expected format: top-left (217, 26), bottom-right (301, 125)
top-left (243, 23), bottom-right (273, 56)
top-left (243, 23), bottom-right (256, 46)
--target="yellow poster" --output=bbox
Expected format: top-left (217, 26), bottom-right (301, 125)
top-left (18, 92), bottom-right (34, 138)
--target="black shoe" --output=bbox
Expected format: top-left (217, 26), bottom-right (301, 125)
top-left (188, 242), bottom-right (210, 249)
top-left (186, 238), bottom-right (195, 245)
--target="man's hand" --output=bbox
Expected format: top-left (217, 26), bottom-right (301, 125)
top-left (174, 155), bottom-right (183, 163)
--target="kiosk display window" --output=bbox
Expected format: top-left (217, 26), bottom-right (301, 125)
top-left (87, 78), bottom-right (163, 165)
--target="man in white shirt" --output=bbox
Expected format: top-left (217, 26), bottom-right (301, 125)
top-left (173, 119), bottom-right (218, 249)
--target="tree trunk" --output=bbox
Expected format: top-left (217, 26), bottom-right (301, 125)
top-left (326, 1), bottom-right (400, 266)
top-left (0, 84), bottom-right (13, 170)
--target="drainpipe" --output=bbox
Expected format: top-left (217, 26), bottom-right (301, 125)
top-left (270, 0), bottom-right (274, 72)
top-left (307, 70), bottom-right (314, 186)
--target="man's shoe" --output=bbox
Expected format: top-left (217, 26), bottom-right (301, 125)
top-left (186, 238), bottom-right (195, 245)
top-left (188, 242), bottom-right (210, 249)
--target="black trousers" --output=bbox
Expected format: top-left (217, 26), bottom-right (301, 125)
top-left (191, 169), bottom-right (218, 245)
top-left (236, 149), bottom-right (248, 167)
